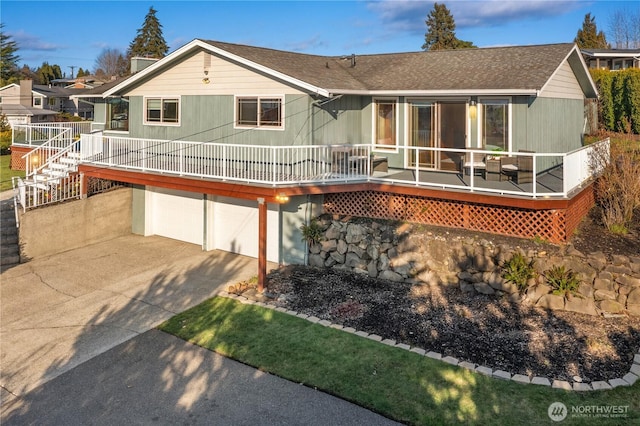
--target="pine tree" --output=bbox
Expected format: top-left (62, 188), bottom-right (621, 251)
top-left (1, 23), bottom-right (21, 85)
top-left (422, 3), bottom-right (475, 51)
top-left (575, 13), bottom-right (609, 49)
top-left (127, 7), bottom-right (169, 59)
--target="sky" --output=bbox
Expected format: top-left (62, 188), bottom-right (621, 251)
top-left (2, 0), bottom-right (637, 78)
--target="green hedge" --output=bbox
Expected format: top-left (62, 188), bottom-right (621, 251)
top-left (590, 68), bottom-right (640, 134)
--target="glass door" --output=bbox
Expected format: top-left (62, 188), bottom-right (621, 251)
top-left (438, 102), bottom-right (467, 172)
top-left (408, 102), bottom-right (435, 168)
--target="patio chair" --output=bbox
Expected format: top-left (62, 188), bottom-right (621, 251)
top-left (500, 151), bottom-right (534, 184)
top-left (461, 151), bottom-right (486, 178)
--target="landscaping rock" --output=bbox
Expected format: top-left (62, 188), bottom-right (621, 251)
top-left (593, 278), bottom-right (614, 292)
top-left (617, 275), bottom-right (640, 288)
top-left (473, 282), bottom-right (495, 295)
top-left (536, 294), bottom-right (565, 311)
top-left (379, 270), bottom-right (403, 282)
top-left (594, 289), bottom-right (617, 301)
top-left (565, 296), bottom-right (598, 316)
top-left (597, 299), bottom-right (625, 314)
top-left (526, 284), bottom-right (551, 304)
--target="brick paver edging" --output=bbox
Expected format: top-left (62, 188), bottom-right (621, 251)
top-left (219, 292), bottom-right (640, 392)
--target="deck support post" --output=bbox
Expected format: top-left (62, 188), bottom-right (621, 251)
top-left (257, 197), bottom-right (267, 292)
top-left (80, 173), bottom-right (88, 199)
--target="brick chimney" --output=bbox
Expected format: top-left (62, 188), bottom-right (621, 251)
top-left (19, 80), bottom-right (33, 107)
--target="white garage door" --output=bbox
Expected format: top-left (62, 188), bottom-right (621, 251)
top-left (213, 196), bottom-right (280, 262)
top-left (147, 187), bottom-right (203, 246)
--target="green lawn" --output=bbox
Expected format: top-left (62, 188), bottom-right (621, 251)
top-left (159, 297), bottom-right (639, 425)
top-left (0, 155), bottom-right (24, 192)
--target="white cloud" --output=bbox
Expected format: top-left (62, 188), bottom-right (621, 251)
top-left (285, 35), bottom-right (328, 52)
top-left (10, 30), bottom-right (63, 51)
top-left (368, 0), bottom-right (585, 33)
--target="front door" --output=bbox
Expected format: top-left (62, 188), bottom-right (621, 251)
top-left (408, 101), bottom-right (467, 171)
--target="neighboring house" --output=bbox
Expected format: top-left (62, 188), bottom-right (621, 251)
top-left (12, 40), bottom-right (604, 289)
top-left (0, 80), bottom-right (94, 123)
top-left (581, 48), bottom-right (640, 70)
top-left (0, 80), bottom-right (59, 125)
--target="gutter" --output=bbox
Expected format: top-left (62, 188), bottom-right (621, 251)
top-left (326, 89), bottom-right (540, 97)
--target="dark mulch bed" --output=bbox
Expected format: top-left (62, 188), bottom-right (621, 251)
top-left (264, 210), bottom-right (640, 383)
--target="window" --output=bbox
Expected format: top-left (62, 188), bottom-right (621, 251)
top-left (107, 97), bottom-right (129, 131)
top-left (481, 99), bottom-right (510, 151)
top-left (34, 98), bottom-right (42, 107)
top-left (145, 97), bottom-right (179, 124)
top-left (236, 97), bottom-right (282, 128)
top-left (374, 99), bottom-right (397, 149)
top-left (48, 98), bottom-right (56, 106)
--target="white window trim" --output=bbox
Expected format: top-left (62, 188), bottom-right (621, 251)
top-left (143, 95), bottom-right (181, 126)
top-left (372, 97), bottom-right (399, 153)
top-left (233, 95), bottom-right (285, 131)
top-left (477, 97), bottom-right (512, 152)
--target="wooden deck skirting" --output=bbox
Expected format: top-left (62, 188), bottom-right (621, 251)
top-left (323, 184), bottom-right (595, 244)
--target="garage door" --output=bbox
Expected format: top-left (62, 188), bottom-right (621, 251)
top-left (213, 196), bottom-right (280, 262)
top-left (147, 187), bottom-right (203, 246)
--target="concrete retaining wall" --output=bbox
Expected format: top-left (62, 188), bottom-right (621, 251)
top-left (19, 188), bottom-right (132, 260)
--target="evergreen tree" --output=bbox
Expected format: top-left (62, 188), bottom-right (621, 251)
top-left (422, 3), bottom-right (476, 51)
top-left (127, 6), bottom-right (169, 59)
top-left (575, 13), bottom-right (609, 49)
top-left (35, 62), bottom-right (62, 85)
top-left (0, 23), bottom-right (20, 85)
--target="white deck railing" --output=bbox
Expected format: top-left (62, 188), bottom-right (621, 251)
top-left (13, 174), bottom-right (84, 212)
top-left (77, 134), bottom-right (609, 198)
top-left (12, 122), bottom-right (92, 146)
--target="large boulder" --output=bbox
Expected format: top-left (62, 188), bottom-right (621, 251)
top-left (536, 294), bottom-right (565, 310)
top-left (565, 296), bottom-right (598, 316)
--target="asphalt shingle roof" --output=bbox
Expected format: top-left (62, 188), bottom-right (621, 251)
top-left (203, 40), bottom-right (577, 93)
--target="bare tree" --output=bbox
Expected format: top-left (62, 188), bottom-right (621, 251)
top-left (608, 7), bottom-right (640, 48)
top-left (94, 48), bottom-right (128, 78)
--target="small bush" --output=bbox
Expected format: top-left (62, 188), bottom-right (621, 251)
top-left (544, 265), bottom-right (580, 298)
top-left (0, 130), bottom-right (11, 155)
top-left (300, 218), bottom-right (324, 245)
top-left (501, 252), bottom-right (536, 294)
top-left (592, 138), bottom-right (640, 233)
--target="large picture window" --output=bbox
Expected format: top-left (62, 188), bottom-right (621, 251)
top-left (374, 99), bottom-right (397, 149)
top-left (145, 97), bottom-right (179, 124)
top-left (481, 99), bottom-right (510, 151)
top-left (236, 97), bottom-right (282, 128)
top-left (107, 97), bottom-right (129, 131)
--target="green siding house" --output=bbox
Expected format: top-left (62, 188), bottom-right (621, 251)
top-left (14, 39), bottom-right (604, 284)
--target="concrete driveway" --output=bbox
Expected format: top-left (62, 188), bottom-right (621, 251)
top-left (1, 235), bottom-right (398, 424)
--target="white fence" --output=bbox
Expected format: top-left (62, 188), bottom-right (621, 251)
top-left (13, 174), bottom-right (84, 212)
top-left (12, 122), bottom-right (92, 146)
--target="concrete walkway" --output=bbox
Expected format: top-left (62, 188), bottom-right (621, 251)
top-left (0, 235), bottom-right (397, 424)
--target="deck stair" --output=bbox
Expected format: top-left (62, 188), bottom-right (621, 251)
top-left (26, 150), bottom-right (81, 189)
top-left (0, 198), bottom-right (20, 267)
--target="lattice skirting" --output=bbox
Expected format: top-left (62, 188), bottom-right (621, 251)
top-left (10, 146), bottom-right (30, 171)
top-left (324, 188), bottom-right (594, 244)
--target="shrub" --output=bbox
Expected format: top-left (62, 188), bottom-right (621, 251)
top-left (592, 138), bottom-right (640, 233)
top-left (300, 218), bottom-right (324, 245)
top-left (501, 252), bottom-right (536, 294)
top-left (0, 130), bottom-right (11, 155)
top-left (544, 265), bottom-right (580, 298)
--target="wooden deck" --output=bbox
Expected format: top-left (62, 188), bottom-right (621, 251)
top-left (371, 165), bottom-right (565, 197)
